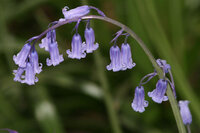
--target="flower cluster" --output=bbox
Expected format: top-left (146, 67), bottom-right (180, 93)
top-left (131, 59), bottom-right (193, 126)
top-left (13, 7), bottom-right (137, 85)
top-left (66, 25), bottom-right (99, 59)
top-left (13, 44), bottom-right (41, 85)
top-left (13, 6), bottom-right (103, 85)
top-left (131, 59), bottom-right (172, 113)
top-left (106, 43), bottom-right (136, 72)
top-left (107, 30), bottom-right (136, 72)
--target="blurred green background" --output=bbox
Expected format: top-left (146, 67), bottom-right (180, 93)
top-left (0, 0), bottom-right (200, 133)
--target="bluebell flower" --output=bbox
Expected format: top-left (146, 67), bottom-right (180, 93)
top-left (44, 30), bottom-right (63, 66)
top-left (30, 47), bottom-right (42, 74)
top-left (39, 30), bottom-right (56, 51)
top-left (156, 59), bottom-right (171, 73)
top-left (121, 43), bottom-right (136, 70)
top-left (131, 86), bottom-right (148, 113)
top-left (46, 41), bottom-right (64, 66)
top-left (13, 67), bottom-right (25, 82)
top-left (21, 62), bottom-right (38, 85)
top-left (13, 43), bottom-right (31, 67)
top-left (66, 33), bottom-right (86, 59)
top-left (83, 27), bottom-right (99, 53)
top-left (148, 79), bottom-right (168, 103)
top-left (106, 45), bottom-right (122, 72)
top-left (179, 100), bottom-right (192, 125)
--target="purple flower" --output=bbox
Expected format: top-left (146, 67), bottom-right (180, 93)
top-left (179, 100), bottom-right (192, 125)
top-left (0, 129), bottom-right (18, 133)
top-left (131, 86), bottom-right (148, 113)
top-left (156, 59), bottom-right (171, 73)
top-left (13, 43), bottom-right (31, 67)
top-left (121, 43), bottom-right (136, 70)
top-left (62, 5), bottom-right (90, 20)
top-left (148, 79), bottom-right (168, 103)
top-left (84, 27), bottom-right (99, 53)
top-left (30, 48), bottom-right (42, 74)
top-left (46, 41), bottom-right (64, 66)
top-left (39, 30), bottom-right (56, 51)
top-left (21, 62), bottom-right (38, 85)
top-left (13, 67), bottom-right (25, 82)
top-left (106, 45), bottom-right (122, 72)
top-left (66, 33), bottom-right (86, 59)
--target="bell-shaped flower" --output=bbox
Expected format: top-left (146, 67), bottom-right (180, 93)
top-left (121, 43), bottom-right (136, 70)
top-left (13, 67), bottom-right (25, 82)
top-left (13, 43), bottom-right (31, 67)
top-left (106, 45), bottom-right (122, 72)
top-left (179, 100), bottom-right (192, 125)
top-left (46, 41), bottom-right (64, 66)
top-left (30, 47), bottom-right (42, 74)
top-left (131, 86), bottom-right (148, 113)
top-left (39, 30), bottom-right (56, 51)
top-left (21, 62), bottom-right (38, 85)
top-left (148, 79), bottom-right (168, 103)
top-left (66, 33), bottom-right (86, 59)
top-left (156, 59), bottom-right (171, 73)
top-left (83, 27), bottom-right (99, 53)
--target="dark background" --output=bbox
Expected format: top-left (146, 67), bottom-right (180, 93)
top-left (0, 0), bottom-right (200, 133)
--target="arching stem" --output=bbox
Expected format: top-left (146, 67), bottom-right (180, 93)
top-left (28, 15), bottom-right (186, 133)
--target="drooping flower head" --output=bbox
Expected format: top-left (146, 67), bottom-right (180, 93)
top-left (13, 43), bottom-right (31, 67)
top-left (30, 46), bottom-right (42, 74)
top-left (66, 33), bottom-right (86, 59)
top-left (148, 79), bottom-right (168, 103)
top-left (121, 43), bottom-right (136, 70)
top-left (46, 30), bottom-right (64, 66)
top-left (84, 26), bottom-right (99, 53)
top-left (156, 59), bottom-right (171, 73)
top-left (106, 45), bottom-right (122, 72)
top-left (131, 86), bottom-right (148, 113)
top-left (21, 61), bottom-right (38, 85)
top-left (179, 100), bottom-right (192, 125)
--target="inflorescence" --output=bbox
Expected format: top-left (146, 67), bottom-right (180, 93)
top-left (12, 5), bottom-right (192, 126)
top-left (13, 5), bottom-right (136, 85)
